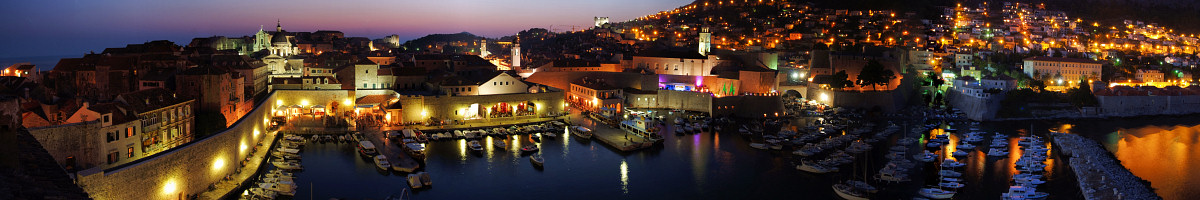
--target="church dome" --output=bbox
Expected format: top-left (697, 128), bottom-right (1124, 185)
top-left (271, 31), bottom-right (289, 43)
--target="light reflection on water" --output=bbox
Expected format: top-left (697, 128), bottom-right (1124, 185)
top-left (620, 160), bottom-right (629, 194)
top-left (1099, 125), bottom-right (1200, 200)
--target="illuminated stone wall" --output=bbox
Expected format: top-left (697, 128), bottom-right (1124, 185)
top-left (73, 90), bottom-right (388, 200)
top-left (398, 91), bottom-right (564, 124)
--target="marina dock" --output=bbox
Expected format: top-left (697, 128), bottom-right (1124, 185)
top-left (1052, 133), bottom-right (1159, 200)
top-left (362, 128), bottom-right (421, 172)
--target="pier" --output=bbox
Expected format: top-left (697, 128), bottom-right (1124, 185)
top-left (1051, 133), bottom-right (1160, 200)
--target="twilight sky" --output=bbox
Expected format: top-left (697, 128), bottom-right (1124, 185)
top-left (0, 0), bottom-right (691, 58)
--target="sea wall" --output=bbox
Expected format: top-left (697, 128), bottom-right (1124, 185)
top-left (1096, 95), bottom-right (1200, 117)
top-left (1052, 133), bottom-right (1159, 200)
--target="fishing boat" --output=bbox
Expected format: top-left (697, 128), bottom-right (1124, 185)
top-left (530, 154), bottom-right (545, 167)
top-left (467, 140), bottom-right (484, 152)
top-left (374, 155), bottom-right (391, 171)
top-left (918, 187), bottom-right (956, 199)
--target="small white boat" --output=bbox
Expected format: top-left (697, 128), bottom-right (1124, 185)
top-left (373, 155), bottom-right (391, 170)
top-left (988, 148), bottom-right (1009, 156)
top-left (749, 143), bottom-right (768, 150)
top-left (543, 132), bottom-right (558, 138)
top-left (521, 144), bottom-right (539, 152)
top-left (468, 140), bottom-right (483, 152)
top-left (530, 154), bottom-right (545, 167)
top-left (259, 183), bottom-right (296, 196)
top-left (952, 150), bottom-right (968, 156)
top-left (247, 188), bottom-right (277, 199)
top-left (939, 170), bottom-right (962, 177)
top-left (941, 159), bottom-right (965, 168)
top-left (919, 187), bottom-right (956, 199)
top-left (494, 140), bottom-right (507, 149)
top-left (418, 172), bottom-right (432, 186)
top-left (832, 183), bottom-right (870, 200)
top-left (796, 161), bottom-right (839, 173)
top-left (407, 174), bottom-right (423, 189)
top-left (272, 161), bottom-right (303, 170)
top-left (939, 181), bottom-right (965, 189)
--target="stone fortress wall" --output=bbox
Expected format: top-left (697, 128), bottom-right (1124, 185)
top-left (75, 90), bottom-right (384, 200)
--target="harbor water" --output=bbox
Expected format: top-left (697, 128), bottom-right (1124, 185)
top-left (275, 113), bottom-right (1198, 200)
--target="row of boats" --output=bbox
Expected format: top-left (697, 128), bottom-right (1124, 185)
top-left (423, 121), bottom-right (566, 141)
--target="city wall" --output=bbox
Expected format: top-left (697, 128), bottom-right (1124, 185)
top-left (655, 90), bottom-right (713, 113)
top-left (713, 95), bottom-right (784, 118)
top-left (73, 90), bottom-right (378, 200)
top-left (1096, 95), bottom-right (1200, 117)
top-left (946, 89), bottom-right (1004, 121)
top-left (27, 122), bottom-right (101, 170)
top-left (806, 87), bottom-right (904, 112)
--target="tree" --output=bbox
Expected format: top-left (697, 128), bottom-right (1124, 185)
top-left (1067, 75), bottom-right (1099, 107)
top-left (857, 60), bottom-right (896, 91)
top-left (829, 70), bottom-right (855, 90)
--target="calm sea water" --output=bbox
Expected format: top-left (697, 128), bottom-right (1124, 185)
top-left (1046, 116), bottom-right (1200, 200)
top-left (273, 111), bottom-right (1104, 200)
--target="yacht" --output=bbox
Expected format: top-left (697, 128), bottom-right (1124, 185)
top-left (919, 187), bottom-right (956, 199)
top-left (832, 183), bottom-right (870, 200)
top-left (956, 142), bottom-right (976, 150)
top-left (938, 170), bottom-right (962, 177)
top-left (796, 161), bottom-right (839, 173)
top-left (940, 159), bottom-right (965, 168)
top-left (939, 181), bottom-right (965, 189)
top-left (1001, 185), bottom-right (1048, 200)
top-left (373, 155), bottom-right (391, 171)
top-left (988, 148), bottom-right (1009, 156)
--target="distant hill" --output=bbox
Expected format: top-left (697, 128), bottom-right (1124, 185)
top-left (1034, 0), bottom-right (1200, 32)
top-left (401, 32), bottom-right (482, 53)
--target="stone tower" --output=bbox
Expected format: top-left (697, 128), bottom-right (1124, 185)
top-left (511, 43), bottom-right (521, 69)
top-left (480, 39), bottom-right (490, 58)
top-left (698, 27), bottom-right (711, 56)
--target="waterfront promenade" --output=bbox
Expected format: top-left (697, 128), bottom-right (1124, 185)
top-left (1052, 132), bottom-right (1160, 200)
top-left (196, 130), bottom-right (279, 200)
